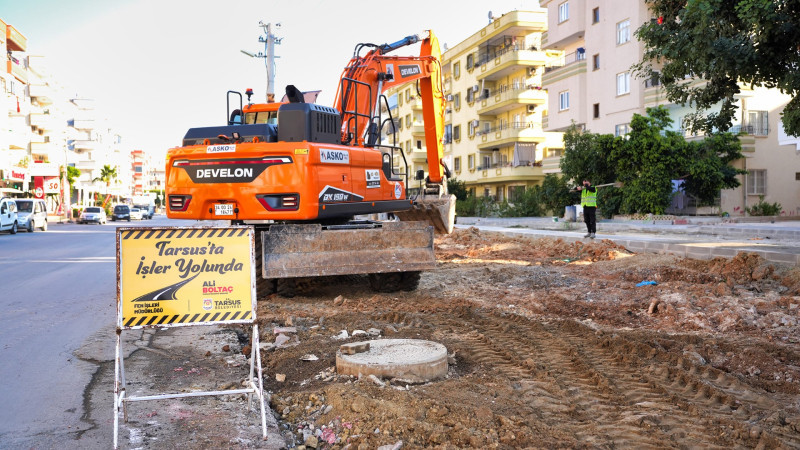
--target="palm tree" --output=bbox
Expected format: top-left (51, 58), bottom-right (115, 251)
top-left (93, 165), bottom-right (118, 206)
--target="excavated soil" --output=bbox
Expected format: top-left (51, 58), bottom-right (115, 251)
top-left (118, 228), bottom-right (800, 448)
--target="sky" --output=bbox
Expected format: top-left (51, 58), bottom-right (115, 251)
top-left (2, 0), bottom-right (532, 157)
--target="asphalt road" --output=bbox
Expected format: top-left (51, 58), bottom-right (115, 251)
top-left (0, 215), bottom-right (196, 448)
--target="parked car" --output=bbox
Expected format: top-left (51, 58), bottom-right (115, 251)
top-left (16, 199), bottom-right (48, 232)
top-left (129, 208), bottom-right (144, 220)
top-left (80, 206), bottom-right (107, 224)
top-left (112, 204), bottom-right (131, 221)
top-left (134, 203), bottom-right (155, 219)
top-left (0, 197), bottom-right (19, 234)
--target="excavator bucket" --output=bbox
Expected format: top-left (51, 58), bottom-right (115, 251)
top-left (260, 221), bottom-right (435, 279)
top-left (394, 194), bottom-right (456, 235)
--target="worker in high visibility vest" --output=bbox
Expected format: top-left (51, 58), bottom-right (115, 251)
top-left (577, 179), bottom-right (597, 239)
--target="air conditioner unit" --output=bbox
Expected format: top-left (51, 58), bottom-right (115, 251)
top-left (527, 105), bottom-right (536, 113)
top-left (473, 84), bottom-right (480, 92)
top-left (446, 94), bottom-right (454, 102)
top-left (472, 119), bottom-right (479, 127)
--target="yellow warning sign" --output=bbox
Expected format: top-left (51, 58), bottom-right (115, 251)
top-left (117, 227), bottom-right (255, 329)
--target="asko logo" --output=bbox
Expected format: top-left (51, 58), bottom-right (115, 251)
top-left (320, 148), bottom-right (349, 164)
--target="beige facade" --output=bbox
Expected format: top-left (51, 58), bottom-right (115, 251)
top-left (540, 0), bottom-right (800, 217)
top-left (384, 10), bottom-right (564, 202)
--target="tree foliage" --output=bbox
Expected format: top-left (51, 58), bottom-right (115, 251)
top-left (447, 178), bottom-right (469, 201)
top-left (559, 125), bottom-right (619, 186)
top-left (635, 0), bottom-right (800, 136)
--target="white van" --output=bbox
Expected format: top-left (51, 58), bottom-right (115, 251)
top-left (16, 199), bottom-right (48, 232)
top-left (0, 197), bottom-right (19, 234)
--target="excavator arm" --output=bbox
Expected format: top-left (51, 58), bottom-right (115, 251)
top-left (333, 31), bottom-right (447, 184)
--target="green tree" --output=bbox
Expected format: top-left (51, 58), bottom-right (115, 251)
top-left (610, 107), bottom-right (745, 214)
top-left (682, 132), bottom-right (746, 206)
top-left (65, 166), bottom-right (81, 192)
top-left (538, 174), bottom-right (574, 216)
top-left (635, 0), bottom-right (800, 136)
top-left (498, 186), bottom-right (544, 217)
top-left (611, 108), bottom-right (683, 214)
top-left (559, 125), bottom-right (619, 186)
top-left (447, 178), bottom-right (469, 201)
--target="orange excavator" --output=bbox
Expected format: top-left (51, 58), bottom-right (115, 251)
top-left (165, 31), bottom-right (455, 296)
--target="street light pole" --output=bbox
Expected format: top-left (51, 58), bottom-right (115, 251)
top-left (241, 21), bottom-right (282, 103)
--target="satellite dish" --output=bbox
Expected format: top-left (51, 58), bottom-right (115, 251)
top-left (488, 10), bottom-right (494, 20)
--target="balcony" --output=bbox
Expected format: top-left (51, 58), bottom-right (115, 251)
top-left (73, 119), bottom-right (95, 130)
top-left (542, 155), bottom-right (563, 174)
top-left (29, 113), bottom-right (54, 131)
top-left (474, 48), bottom-right (547, 81)
top-left (7, 57), bottom-right (27, 84)
top-left (542, 50), bottom-right (587, 82)
top-left (410, 123), bottom-right (425, 135)
top-left (28, 84), bottom-right (53, 104)
top-left (472, 161), bottom-right (545, 181)
top-left (6, 24), bottom-right (27, 51)
top-left (76, 160), bottom-right (97, 171)
top-left (541, 6), bottom-right (585, 50)
top-left (477, 85), bottom-right (547, 115)
top-left (476, 122), bottom-right (546, 150)
top-left (26, 55), bottom-right (48, 77)
top-left (8, 130), bottom-right (29, 149)
top-left (71, 98), bottom-right (95, 110)
top-left (30, 142), bottom-right (53, 156)
top-left (410, 149), bottom-right (427, 163)
top-left (72, 140), bottom-right (97, 151)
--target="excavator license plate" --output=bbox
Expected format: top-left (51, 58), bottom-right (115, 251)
top-left (214, 203), bottom-right (234, 216)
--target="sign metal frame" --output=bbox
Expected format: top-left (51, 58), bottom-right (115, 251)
top-left (113, 226), bottom-right (267, 448)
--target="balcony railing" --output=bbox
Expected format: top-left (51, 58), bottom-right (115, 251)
top-left (729, 123), bottom-right (769, 136)
top-left (476, 160), bottom-right (542, 171)
top-left (476, 121), bottom-right (534, 135)
top-left (474, 44), bottom-right (540, 68)
top-left (544, 50), bottom-right (586, 73)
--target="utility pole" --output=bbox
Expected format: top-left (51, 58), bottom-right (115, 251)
top-left (241, 21), bottom-right (282, 103)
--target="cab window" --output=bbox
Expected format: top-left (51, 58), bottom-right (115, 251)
top-left (244, 112), bottom-right (278, 125)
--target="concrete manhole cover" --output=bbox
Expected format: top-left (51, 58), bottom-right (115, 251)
top-left (336, 339), bottom-right (448, 382)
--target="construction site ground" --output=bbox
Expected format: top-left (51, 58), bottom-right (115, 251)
top-left (110, 220), bottom-right (800, 449)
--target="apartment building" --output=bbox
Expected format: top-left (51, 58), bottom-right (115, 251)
top-left (441, 10), bottom-right (565, 202)
top-left (383, 10), bottom-right (564, 202)
top-left (540, 0), bottom-right (800, 216)
top-left (1, 18), bottom-right (30, 192)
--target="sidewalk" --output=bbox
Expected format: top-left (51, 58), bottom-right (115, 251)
top-left (456, 216), bottom-right (800, 265)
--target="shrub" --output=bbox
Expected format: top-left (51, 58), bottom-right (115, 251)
top-left (745, 196), bottom-right (782, 216)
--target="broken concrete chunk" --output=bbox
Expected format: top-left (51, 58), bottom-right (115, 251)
top-left (333, 330), bottom-right (349, 340)
top-left (340, 341), bottom-right (370, 355)
top-left (301, 354), bottom-right (319, 361)
top-left (273, 326), bottom-right (297, 334)
top-left (333, 295), bottom-right (346, 306)
top-left (352, 329), bottom-right (367, 336)
top-left (275, 373), bottom-right (286, 382)
top-left (367, 328), bottom-right (382, 336)
top-left (275, 333), bottom-right (291, 347)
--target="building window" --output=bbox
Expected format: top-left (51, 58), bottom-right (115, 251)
top-left (454, 62), bottom-right (461, 79)
top-left (405, 114), bottom-right (411, 128)
top-left (405, 89), bottom-right (411, 102)
top-left (399, 94), bottom-right (404, 107)
top-left (746, 110), bottom-right (769, 135)
top-left (468, 154), bottom-right (475, 169)
top-left (592, 7), bottom-right (600, 23)
top-left (616, 72), bottom-right (631, 95)
top-left (454, 157), bottom-right (461, 172)
top-left (466, 54), bottom-right (474, 70)
top-left (482, 155), bottom-right (491, 169)
top-left (444, 124), bottom-right (453, 144)
top-left (466, 88), bottom-right (473, 104)
top-left (617, 19), bottom-right (631, 44)
top-left (795, 172), bottom-right (800, 181)
top-left (454, 125), bottom-right (461, 141)
top-left (593, 54), bottom-right (600, 70)
top-left (593, 103), bottom-right (600, 119)
top-left (416, 140), bottom-right (422, 149)
top-left (615, 124), bottom-right (630, 137)
top-left (454, 93), bottom-right (461, 110)
top-left (398, 117), bottom-right (403, 130)
top-left (558, 1), bottom-right (569, 23)
top-left (559, 91), bottom-right (570, 111)
top-left (747, 169), bottom-right (767, 195)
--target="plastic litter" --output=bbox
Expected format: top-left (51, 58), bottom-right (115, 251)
top-left (636, 280), bottom-right (658, 287)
